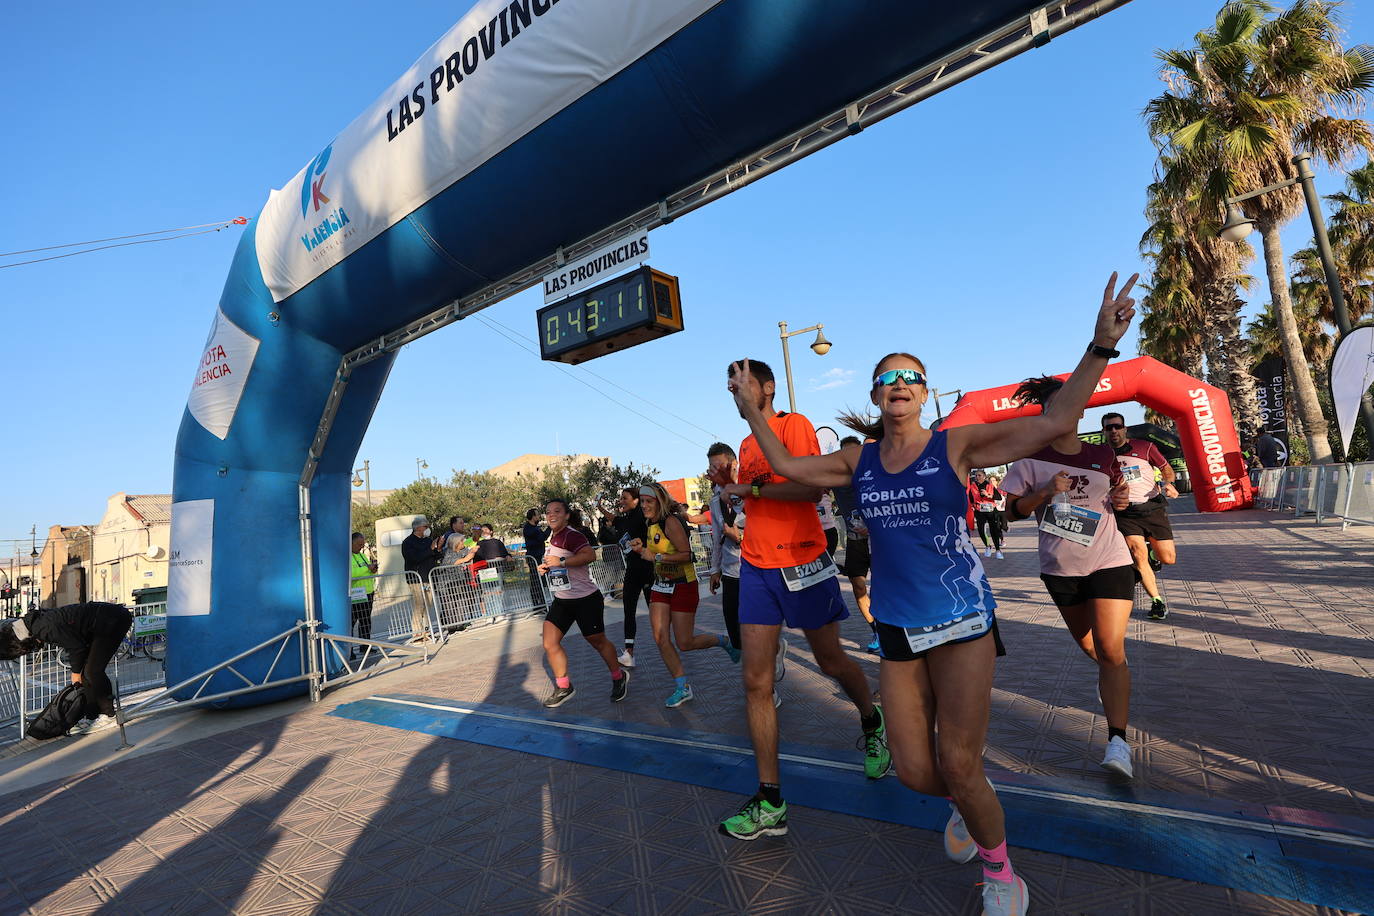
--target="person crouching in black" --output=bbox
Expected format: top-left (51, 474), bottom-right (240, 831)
top-left (0, 602), bottom-right (133, 729)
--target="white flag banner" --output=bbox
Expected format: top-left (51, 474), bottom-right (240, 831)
top-left (1330, 325), bottom-right (1374, 455)
top-left (187, 308), bottom-right (260, 440)
top-left (255, 0), bottom-right (721, 303)
top-left (168, 499), bottom-right (214, 616)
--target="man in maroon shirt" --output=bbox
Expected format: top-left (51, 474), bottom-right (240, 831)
top-left (1101, 413), bottom-right (1178, 620)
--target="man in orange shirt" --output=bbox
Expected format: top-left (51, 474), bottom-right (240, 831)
top-left (709, 359), bottom-right (889, 841)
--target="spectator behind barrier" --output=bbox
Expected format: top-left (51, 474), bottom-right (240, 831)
top-left (474, 524), bottom-right (512, 561)
top-left (522, 508), bottom-right (548, 562)
top-left (401, 519), bottom-right (441, 642)
top-left (350, 532), bottom-right (377, 658)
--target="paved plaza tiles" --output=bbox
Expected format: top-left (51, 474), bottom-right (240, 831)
top-left (1, 506), bottom-right (1371, 914)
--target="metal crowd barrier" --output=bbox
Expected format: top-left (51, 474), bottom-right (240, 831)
top-left (587, 545), bottom-right (628, 598)
top-left (118, 602), bottom-right (169, 694)
top-left (429, 556), bottom-right (547, 630)
top-left (1251, 462), bottom-right (1374, 528)
top-left (349, 570), bottom-right (440, 643)
top-left (689, 529), bottom-right (713, 580)
top-left (0, 659), bottom-right (21, 734)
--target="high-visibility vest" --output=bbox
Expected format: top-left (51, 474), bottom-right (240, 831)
top-left (350, 552), bottom-right (376, 601)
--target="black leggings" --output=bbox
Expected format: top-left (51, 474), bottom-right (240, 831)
top-left (825, 528), bottom-right (839, 557)
top-left (82, 611), bottom-right (133, 717)
top-left (975, 511), bottom-right (1004, 550)
top-left (721, 574), bottom-right (741, 650)
top-left (621, 566), bottom-right (653, 646)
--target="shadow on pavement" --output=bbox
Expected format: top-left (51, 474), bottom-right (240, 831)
top-left (0, 716), bottom-right (289, 912)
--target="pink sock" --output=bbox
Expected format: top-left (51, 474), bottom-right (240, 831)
top-left (610, 668), bottom-right (623, 680)
top-left (976, 840), bottom-right (1015, 883)
top-left (556, 676), bottom-right (571, 688)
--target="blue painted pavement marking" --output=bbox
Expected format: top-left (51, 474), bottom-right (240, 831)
top-left (330, 694), bottom-right (1374, 913)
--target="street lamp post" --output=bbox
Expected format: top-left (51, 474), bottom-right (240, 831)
top-left (777, 320), bottom-right (833, 414)
top-left (1219, 152), bottom-right (1374, 450)
top-left (931, 388), bottom-right (963, 420)
top-left (415, 457), bottom-right (428, 481)
top-left (352, 459), bottom-right (372, 506)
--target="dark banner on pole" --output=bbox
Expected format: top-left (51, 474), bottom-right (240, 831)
top-left (1254, 356), bottom-right (1289, 458)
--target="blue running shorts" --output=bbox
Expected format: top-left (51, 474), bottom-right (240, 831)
top-left (739, 558), bottom-right (848, 631)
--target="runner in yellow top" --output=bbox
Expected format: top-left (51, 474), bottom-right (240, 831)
top-left (629, 482), bottom-right (736, 708)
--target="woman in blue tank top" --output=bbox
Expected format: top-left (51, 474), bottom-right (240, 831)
top-left (725, 272), bottom-right (1137, 915)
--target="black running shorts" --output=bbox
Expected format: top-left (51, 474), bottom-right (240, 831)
top-left (841, 537), bottom-right (870, 579)
top-left (1114, 498), bottom-right (1174, 541)
top-left (875, 617), bottom-right (1006, 662)
top-left (545, 591), bottom-right (606, 636)
top-left (1040, 564), bottom-right (1136, 608)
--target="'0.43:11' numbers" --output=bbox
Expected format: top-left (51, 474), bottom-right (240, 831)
top-left (543, 280), bottom-right (646, 346)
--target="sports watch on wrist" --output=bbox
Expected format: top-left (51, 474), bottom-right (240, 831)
top-left (1088, 342), bottom-right (1120, 359)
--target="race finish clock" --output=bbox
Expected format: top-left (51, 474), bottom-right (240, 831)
top-left (536, 266), bottom-right (683, 364)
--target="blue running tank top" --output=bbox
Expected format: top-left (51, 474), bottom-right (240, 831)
top-left (853, 430), bottom-right (997, 628)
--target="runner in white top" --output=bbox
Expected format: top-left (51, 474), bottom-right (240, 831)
top-left (1002, 378), bottom-right (1136, 778)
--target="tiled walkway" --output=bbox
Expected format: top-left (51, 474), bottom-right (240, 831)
top-left (1, 508), bottom-right (1370, 914)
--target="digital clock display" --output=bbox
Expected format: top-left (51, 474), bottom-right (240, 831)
top-left (536, 266), bottom-right (682, 364)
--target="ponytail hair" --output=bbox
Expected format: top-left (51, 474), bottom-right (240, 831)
top-left (1011, 375), bottom-right (1064, 408)
top-left (838, 410), bottom-right (885, 442)
top-left (839, 351), bottom-right (928, 441)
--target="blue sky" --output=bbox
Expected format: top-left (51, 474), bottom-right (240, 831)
top-left (2, 0), bottom-right (1370, 548)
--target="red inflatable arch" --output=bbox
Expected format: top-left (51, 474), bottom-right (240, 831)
top-left (942, 355), bottom-right (1253, 512)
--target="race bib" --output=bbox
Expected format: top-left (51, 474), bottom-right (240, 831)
top-left (547, 566), bottom-right (572, 593)
top-left (779, 551), bottom-right (839, 592)
top-left (349, 586), bottom-right (367, 602)
top-left (977, 502), bottom-right (996, 513)
top-left (1121, 465), bottom-right (1144, 482)
top-left (899, 608), bottom-right (992, 654)
top-left (1039, 504), bottom-right (1102, 548)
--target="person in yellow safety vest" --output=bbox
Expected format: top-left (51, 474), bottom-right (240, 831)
top-left (350, 532), bottom-right (378, 660)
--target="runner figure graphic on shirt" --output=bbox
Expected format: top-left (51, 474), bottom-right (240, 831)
top-left (932, 516), bottom-right (990, 618)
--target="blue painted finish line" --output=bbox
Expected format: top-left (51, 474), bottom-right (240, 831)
top-left (330, 694), bottom-right (1374, 913)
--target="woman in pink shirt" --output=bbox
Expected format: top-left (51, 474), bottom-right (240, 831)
top-left (537, 498), bottom-right (629, 708)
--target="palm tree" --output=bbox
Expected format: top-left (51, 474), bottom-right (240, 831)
top-left (1145, 0), bottom-right (1374, 464)
top-left (1247, 293), bottom-right (1333, 364)
top-left (1139, 170), bottom-right (1263, 437)
top-left (1138, 236), bottom-right (1206, 380)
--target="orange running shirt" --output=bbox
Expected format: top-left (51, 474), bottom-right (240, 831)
top-left (738, 412), bottom-right (825, 569)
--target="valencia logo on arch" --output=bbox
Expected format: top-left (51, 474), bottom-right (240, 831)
top-left (298, 144), bottom-right (352, 254)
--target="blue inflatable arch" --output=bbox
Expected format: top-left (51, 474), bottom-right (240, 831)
top-left (169, 0), bottom-right (1130, 703)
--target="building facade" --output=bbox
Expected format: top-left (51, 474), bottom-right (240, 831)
top-left (88, 494), bottom-right (172, 606)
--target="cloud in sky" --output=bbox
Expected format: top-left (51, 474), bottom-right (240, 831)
top-left (809, 367), bottom-right (856, 391)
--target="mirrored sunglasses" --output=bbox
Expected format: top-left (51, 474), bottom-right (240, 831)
top-left (1103, 422), bottom-right (1126, 430)
top-left (873, 368), bottom-right (925, 387)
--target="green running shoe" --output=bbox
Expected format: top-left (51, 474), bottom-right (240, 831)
top-left (859, 703), bottom-right (892, 779)
top-left (1149, 597), bottom-right (1168, 620)
top-left (718, 795), bottom-right (788, 840)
